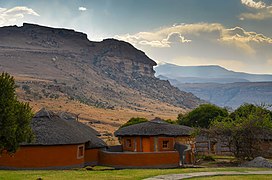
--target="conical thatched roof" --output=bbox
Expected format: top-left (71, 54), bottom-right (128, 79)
top-left (23, 108), bottom-right (106, 148)
top-left (115, 118), bottom-right (193, 137)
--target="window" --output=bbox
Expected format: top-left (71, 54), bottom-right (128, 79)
top-left (77, 145), bottom-right (84, 159)
top-left (162, 140), bottom-right (169, 149)
top-left (126, 139), bottom-right (132, 148)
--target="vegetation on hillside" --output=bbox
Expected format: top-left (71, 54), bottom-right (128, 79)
top-left (119, 117), bottom-right (148, 128)
top-left (177, 104), bottom-right (228, 128)
top-left (0, 72), bottom-right (34, 154)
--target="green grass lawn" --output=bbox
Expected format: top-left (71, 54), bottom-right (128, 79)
top-left (0, 167), bottom-right (271, 180)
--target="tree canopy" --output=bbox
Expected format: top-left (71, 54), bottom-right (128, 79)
top-left (0, 72), bottom-right (34, 154)
top-left (209, 103), bottom-right (272, 160)
top-left (178, 104), bottom-right (228, 128)
top-left (119, 117), bottom-right (148, 128)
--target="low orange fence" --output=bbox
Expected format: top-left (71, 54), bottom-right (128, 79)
top-left (98, 150), bottom-right (180, 168)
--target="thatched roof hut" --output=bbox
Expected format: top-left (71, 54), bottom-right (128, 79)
top-left (115, 118), bottom-right (193, 137)
top-left (24, 108), bottom-right (106, 149)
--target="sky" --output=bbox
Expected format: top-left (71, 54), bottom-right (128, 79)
top-left (0, 0), bottom-right (272, 74)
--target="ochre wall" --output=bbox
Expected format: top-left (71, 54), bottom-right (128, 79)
top-left (0, 145), bottom-right (85, 169)
top-left (121, 136), bottom-right (176, 152)
top-left (158, 137), bottom-right (175, 151)
top-left (85, 149), bottom-right (99, 165)
top-left (142, 137), bottom-right (151, 152)
top-left (98, 150), bottom-right (180, 168)
top-left (122, 137), bottom-right (135, 151)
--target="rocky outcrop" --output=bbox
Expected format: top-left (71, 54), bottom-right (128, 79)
top-left (92, 39), bottom-right (156, 78)
top-left (0, 23), bottom-right (203, 110)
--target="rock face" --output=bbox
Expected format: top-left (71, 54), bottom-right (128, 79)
top-left (0, 23), bottom-right (203, 112)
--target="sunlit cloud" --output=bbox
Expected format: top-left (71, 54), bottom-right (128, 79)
top-left (240, 0), bottom-right (272, 20)
top-left (78, 7), bottom-right (87, 11)
top-left (241, 0), bottom-right (266, 9)
top-left (116, 23), bottom-right (222, 48)
top-left (267, 59), bottom-right (272, 65)
top-left (116, 23), bottom-right (272, 55)
top-left (0, 6), bottom-right (39, 26)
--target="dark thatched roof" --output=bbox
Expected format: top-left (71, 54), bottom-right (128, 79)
top-left (115, 118), bottom-right (193, 137)
top-left (23, 108), bottom-right (106, 148)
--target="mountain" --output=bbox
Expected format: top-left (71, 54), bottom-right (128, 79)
top-left (0, 23), bottom-right (203, 137)
top-left (155, 63), bottom-right (272, 109)
top-left (176, 82), bottom-right (272, 109)
top-left (155, 63), bottom-right (272, 83)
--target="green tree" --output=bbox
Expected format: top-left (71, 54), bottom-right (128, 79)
top-left (178, 104), bottom-right (228, 128)
top-left (209, 104), bottom-right (272, 160)
top-left (0, 72), bottom-right (34, 154)
top-left (119, 117), bottom-right (148, 128)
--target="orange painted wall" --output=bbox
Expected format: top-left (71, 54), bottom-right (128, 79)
top-left (0, 145), bottom-right (84, 169)
top-left (142, 137), bottom-right (151, 152)
top-left (158, 137), bottom-right (175, 151)
top-left (122, 137), bottom-right (135, 151)
top-left (85, 149), bottom-right (99, 165)
top-left (99, 150), bottom-right (180, 168)
top-left (135, 137), bottom-right (142, 152)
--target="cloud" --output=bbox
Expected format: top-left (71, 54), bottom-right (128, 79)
top-left (267, 59), bottom-right (272, 65)
top-left (240, 0), bottom-right (272, 20)
top-left (0, 6), bottom-right (39, 26)
top-left (220, 26), bottom-right (272, 54)
top-left (116, 23), bottom-right (272, 55)
top-left (116, 23), bottom-right (222, 48)
top-left (241, 0), bottom-right (266, 9)
top-left (78, 7), bottom-right (87, 11)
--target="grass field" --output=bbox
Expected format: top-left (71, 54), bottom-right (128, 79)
top-left (0, 167), bottom-right (271, 180)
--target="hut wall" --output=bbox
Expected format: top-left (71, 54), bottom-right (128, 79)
top-left (84, 149), bottom-right (99, 166)
top-left (158, 137), bottom-right (175, 151)
top-left (0, 145), bottom-right (85, 169)
top-left (122, 137), bottom-right (142, 152)
top-left (98, 150), bottom-right (180, 168)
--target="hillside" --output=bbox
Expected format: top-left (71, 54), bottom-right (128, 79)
top-left (176, 82), bottom-right (272, 109)
top-left (155, 63), bottom-right (272, 109)
top-left (0, 23), bottom-right (203, 141)
top-left (155, 63), bottom-right (272, 83)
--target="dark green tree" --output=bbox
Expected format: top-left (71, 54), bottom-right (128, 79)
top-left (119, 117), bottom-right (148, 128)
top-left (230, 103), bottom-right (272, 120)
top-left (178, 104), bottom-right (228, 128)
top-left (209, 104), bottom-right (272, 160)
top-left (0, 72), bottom-right (34, 154)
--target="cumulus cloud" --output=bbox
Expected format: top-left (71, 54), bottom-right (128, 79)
top-left (0, 6), bottom-right (39, 26)
top-left (241, 0), bottom-right (266, 9)
top-left (240, 0), bottom-right (272, 20)
top-left (78, 7), bottom-right (87, 11)
top-left (116, 23), bottom-right (222, 48)
top-left (116, 23), bottom-right (272, 55)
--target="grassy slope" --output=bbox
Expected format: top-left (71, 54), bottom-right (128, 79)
top-left (0, 168), bottom-right (271, 180)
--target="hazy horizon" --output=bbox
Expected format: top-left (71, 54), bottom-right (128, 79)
top-left (0, 0), bottom-right (272, 74)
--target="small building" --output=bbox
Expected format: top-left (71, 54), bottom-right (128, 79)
top-left (195, 135), bottom-right (232, 156)
top-left (0, 108), bottom-right (107, 169)
top-left (97, 118), bottom-right (195, 168)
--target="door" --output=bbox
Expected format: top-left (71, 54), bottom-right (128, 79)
top-left (142, 137), bottom-right (150, 152)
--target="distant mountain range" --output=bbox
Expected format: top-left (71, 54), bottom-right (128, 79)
top-left (155, 63), bottom-right (272, 108)
top-left (155, 63), bottom-right (272, 83)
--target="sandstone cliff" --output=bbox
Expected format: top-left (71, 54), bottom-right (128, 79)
top-left (0, 23), bottom-right (203, 136)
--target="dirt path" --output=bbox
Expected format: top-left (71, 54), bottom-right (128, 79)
top-left (144, 171), bottom-right (272, 180)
